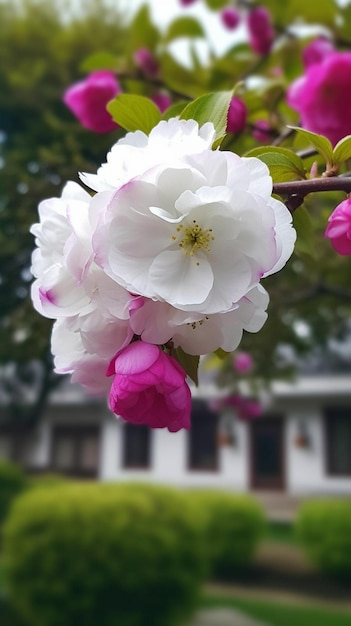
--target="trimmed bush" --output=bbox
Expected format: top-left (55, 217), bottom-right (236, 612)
top-left (0, 461), bottom-right (27, 527)
top-left (296, 498), bottom-right (351, 580)
top-left (188, 490), bottom-right (266, 579)
top-left (3, 482), bottom-right (206, 626)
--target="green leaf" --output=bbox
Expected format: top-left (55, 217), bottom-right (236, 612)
top-left (293, 206), bottom-right (316, 259)
top-left (203, 0), bottom-right (228, 9)
top-left (245, 148), bottom-right (306, 183)
top-left (288, 126), bottom-right (333, 165)
top-left (332, 135), bottom-right (351, 165)
top-left (80, 52), bottom-right (118, 73)
top-left (128, 4), bottom-right (160, 52)
top-left (180, 90), bottom-right (232, 142)
top-left (164, 17), bottom-right (205, 43)
top-left (160, 52), bottom-right (206, 99)
top-left (173, 347), bottom-right (200, 386)
top-left (107, 94), bottom-right (161, 133)
top-left (246, 146), bottom-right (306, 172)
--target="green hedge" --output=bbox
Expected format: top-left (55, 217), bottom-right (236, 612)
top-left (3, 482), bottom-right (206, 626)
top-left (296, 498), bottom-right (351, 580)
top-left (188, 490), bottom-right (266, 579)
top-left (0, 461), bottom-right (27, 527)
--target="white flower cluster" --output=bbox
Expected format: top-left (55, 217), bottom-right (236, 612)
top-left (31, 118), bottom-right (296, 394)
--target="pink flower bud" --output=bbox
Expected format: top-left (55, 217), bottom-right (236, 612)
top-left (324, 197), bottom-right (351, 255)
top-left (108, 342), bottom-right (192, 432)
top-left (63, 71), bottom-right (120, 133)
top-left (226, 97), bottom-right (247, 133)
top-left (134, 48), bottom-right (159, 77)
top-left (252, 119), bottom-right (271, 142)
top-left (233, 351), bottom-right (254, 374)
top-left (179, 0), bottom-right (197, 5)
top-left (302, 37), bottom-right (334, 69)
top-left (151, 92), bottom-right (173, 114)
top-left (247, 7), bottom-right (274, 55)
top-left (221, 7), bottom-right (241, 30)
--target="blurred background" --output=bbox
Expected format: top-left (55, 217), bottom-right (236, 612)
top-left (0, 0), bottom-right (351, 624)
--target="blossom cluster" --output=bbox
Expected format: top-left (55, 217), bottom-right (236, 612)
top-left (31, 118), bottom-right (296, 431)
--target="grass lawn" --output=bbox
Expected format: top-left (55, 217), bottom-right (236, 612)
top-left (201, 593), bottom-right (351, 626)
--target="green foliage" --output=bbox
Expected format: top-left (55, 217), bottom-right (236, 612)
top-left (108, 94), bottom-right (162, 133)
top-left (180, 90), bottom-right (233, 142)
top-left (246, 146), bottom-right (307, 183)
top-left (164, 16), bottom-right (205, 43)
top-left (0, 461), bottom-right (27, 527)
top-left (2, 482), bottom-right (206, 626)
top-left (188, 490), bottom-right (266, 579)
top-left (296, 498), bottom-right (351, 580)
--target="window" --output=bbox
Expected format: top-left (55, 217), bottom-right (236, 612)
top-left (188, 401), bottom-right (218, 471)
top-left (325, 408), bottom-right (351, 476)
top-left (51, 426), bottom-right (100, 477)
top-left (122, 423), bottom-right (151, 469)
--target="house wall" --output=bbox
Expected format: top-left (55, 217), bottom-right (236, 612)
top-left (279, 398), bottom-right (351, 495)
top-left (100, 413), bottom-right (249, 490)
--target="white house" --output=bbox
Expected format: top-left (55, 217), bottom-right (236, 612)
top-left (1, 375), bottom-right (351, 497)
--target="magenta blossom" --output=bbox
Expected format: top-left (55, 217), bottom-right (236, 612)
top-left (233, 351), bottom-right (254, 374)
top-left (221, 7), bottom-right (241, 30)
top-left (302, 37), bottom-right (334, 68)
top-left (151, 92), bottom-right (172, 114)
top-left (247, 7), bottom-right (274, 55)
top-left (226, 97), bottom-right (247, 133)
top-left (63, 70), bottom-right (120, 133)
top-left (287, 51), bottom-right (351, 146)
top-left (107, 342), bottom-right (192, 432)
top-left (222, 394), bottom-right (262, 420)
top-left (325, 197), bottom-right (351, 255)
top-left (134, 48), bottom-right (159, 77)
top-left (252, 119), bottom-right (271, 142)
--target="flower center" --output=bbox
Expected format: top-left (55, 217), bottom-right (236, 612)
top-left (172, 220), bottom-right (214, 257)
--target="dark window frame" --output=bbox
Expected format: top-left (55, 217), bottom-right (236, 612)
top-left (122, 423), bottom-right (151, 470)
top-left (325, 407), bottom-right (351, 477)
top-left (249, 415), bottom-right (285, 490)
top-left (187, 401), bottom-right (219, 472)
top-left (51, 424), bottom-right (100, 478)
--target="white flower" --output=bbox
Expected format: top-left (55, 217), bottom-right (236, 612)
top-left (79, 118), bottom-right (216, 192)
top-left (130, 285), bottom-right (269, 355)
top-left (92, 128), bottom-right (295, 314)
top-left (51, 319), bottom-right (112, 396)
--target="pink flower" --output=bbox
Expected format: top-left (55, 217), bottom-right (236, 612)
top-left (238, 399), bottom-right (263, 420)
top-left (247, 7), bottom-right (274, 55)
top-left (252, 119), bottom-right (271, 142)
top-left (134, 48), bottom-right (159, 77)
top-left (226, 97), bottom-right (247, 133)
top-left (302, 37), bottom-right (334, 68)
top-left (324, 197), bottom-right (351, 255)
top-left (221, 7), bottom-right (241, 30)
top-left (222, 394), bottom-right (262, 420)
top-left (233, 351), bottom-right (254, 374)
top-left (287, 51), bottom-right (351, 146)
top-left (179, 0), bottom-right (197, 5)
top-left (151, 92), bottom-right (172, 113)
top-left (63, 70), bottom-right (120, 133)
top-left (107, 342), bottom-right (192, 432)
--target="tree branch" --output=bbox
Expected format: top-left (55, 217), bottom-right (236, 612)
top-left (273, 176), bottom-right (351, 211)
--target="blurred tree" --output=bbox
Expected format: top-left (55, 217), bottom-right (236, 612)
top-left (0, 0), bottom-right (128, 428)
